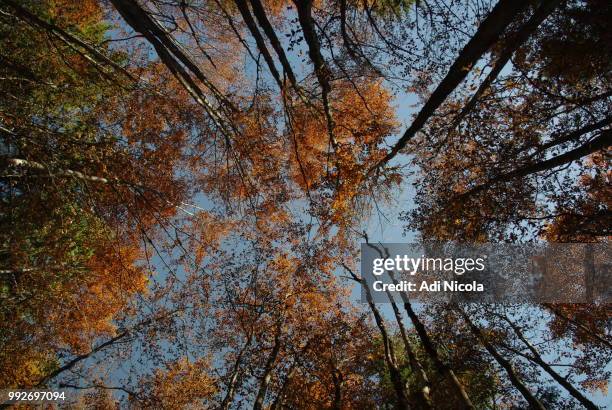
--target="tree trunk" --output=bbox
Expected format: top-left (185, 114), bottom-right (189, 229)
top-left (271, 365), bottom-right (296, 410)
top-left (293, 0), bottom-right (336, 148)
top-left (220, 334), bottom-right (254, 410)
top-left (462, 129), bottom-right (611, 199)
top-left (363, 240), bottom-right (470, 408)
top-left (343, 265), bottom-right (410, 409)
top-left (248, 0), bottom-right (298, 89)
top-left (400, 297), bottom-right (474, 409)
top-left (253, 323), bottom-right (282, 410)
top-left (452, 0), bottom-right (562, 127)
top-left (232, 0), bottom-right (283, 88)
top-left (501, 314), bottom-right (598, 409)
top-left (331, 365), bottom-right (343, 410)
top-left (386, 288), bottom-right (433, 409)
top-left (371, 0), bottom-right (531, 172)
top-left (457, 307), bottom-right (545, 410)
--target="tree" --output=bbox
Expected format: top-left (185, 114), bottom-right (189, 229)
top-left (2, 0), bottom-right (609, 408)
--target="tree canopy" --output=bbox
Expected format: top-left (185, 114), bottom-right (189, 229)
top-left (0, 0), bottom-right (609, 408)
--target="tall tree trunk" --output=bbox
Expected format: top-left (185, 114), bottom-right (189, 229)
top-left (5, 158), bottom-right (112, 184)
top-left (343, 265), bottom-right (410, 409)
top-left (34, 313), bottom-right (175, 388)
top-left (386, 286), bottom-right (433, 409)
top-left (330, 365), bottom-right (343, 410)
top-left (459, 129), bottom-right (611, 199)
top-left (232, 0), bottom-right (283, 89)
top-left (220, 334), bottom-right (254, 410)
top-left (500, 314), bottom-right (598, 409)
top-left (452, 0), bottom-right (563, 127)
top-left (456, 307), bottom-right (545, 410)
top-left (0, 0), bottom-right (135, 82)
top-left (292, 0), bottom-right (337, 148)
top-left (271, 365), bottom-right (296, 410)
top-left (248, 0), bottom-right (299, 89)
top-left (108, 0), bottom-right (233, 132)
top-left (371, 0), bottom-right (531, 172)
top-left (535, 115), bottom-right (612, 155)
top-left (400, 297), bottom-right (474, 409)
top-left (254, 323), bottom-right (282, 410)
top-left (363, 240), bottom-right (470, 408)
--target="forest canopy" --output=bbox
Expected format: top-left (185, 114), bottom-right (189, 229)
top-left (0, 0), bottom-right (610, 408)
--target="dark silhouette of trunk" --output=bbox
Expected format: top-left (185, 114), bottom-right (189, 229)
top-left (343, 265), bottom-right (410, 409)
top-left (500, 314), bottom-right (599, 409)
top-left (36, 331), bottom-right (129, 388)
top-left (293, 0), bottom-right (337, 148)
top-left (248, 0), bottom-right (299, 89)
top-left (109, 0), bottom-right (234, 130)
top-left (362, 240), bottom-right (471, 408)
top-left (452, 0), bottom-right (563, 127)
top-left (0, 0), bottom-right (135, 82)
top-left (371, 0), bottom-right (531, 172)
top-left (330, 365), bottom-right (343, 410)
top-left (253, 323), bottom-right (282, 410)
top-left (491, 129), bottom-right (610, 182)
top-left (387, 289), bottom-right (433, 409)
top-left (232, 0), bottom-right (283, 89)
top-left (212, 0), bottom-right (257, 60)
top-left (400, 299), bottom-right (474, 409)
top-left (456, 307), bottom-right (545, 410)
top-left (339, 0), bottom-right (355, 59)
top-left (374, 242), bottom-right (432, 408)
top-left (532, 116), bottom-right (612, 157)
top-left (271, 365), bottom-right (296, 409)
top-left (220, 334), bottom-right (254, 410)
top-left (110, 0), bottom-right (229, 104)
top-left (34, 313), bottom-right (174, 387)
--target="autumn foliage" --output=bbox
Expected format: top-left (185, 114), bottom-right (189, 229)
top-left (0, 0), bottom-right (609, 408)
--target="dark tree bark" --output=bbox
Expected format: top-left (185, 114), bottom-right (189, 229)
top-left (270, 364), bottom-right (296, 410)
top-left (330, 365), bottom-right (343, 410)
top-left (248, 0), bottom-right (299, 89)
top-left (254, 322), bottom-right (283, 410)
top-left (293, 0), bottom-right (337, 148)
top-left (401, 300), bottom-right (475, 409)
top-left (34, 314), bottom-right (168, 388)
top-left (387, 288), bottom-right (433, 409)
top-left (0, 0), bottom-right (135, 82)
top-left (460, 129), bottom-right (611, 199)
top-left (535, 116), bottom-right (612, 155)
top-left (362, 240), bottom-right (472, 408)
top-left (232, 0), bottom-right (283, 89)
top-left (452, 0), bottom-right (563, 127)
top-left (457, 307), bottom-right (545, 410)
top-left (220, 334), bottom-right (254, 410)
top-left (499, 313), bottom-right (599, 409)
top-left (371, 0), bottom-right (531, 172)
top-left (343, 264), bottom-right (410, 409)
top-left (109, 0), bottom-right (234, 128)
top-left (369, 244), bottom-right (433, 408)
